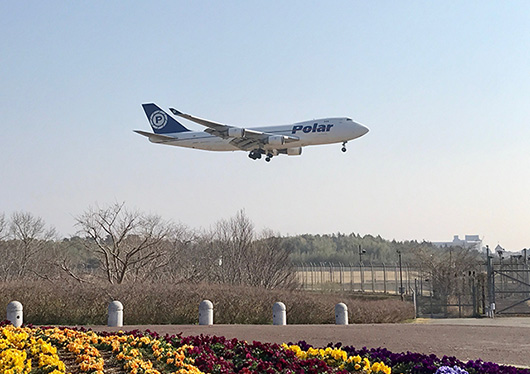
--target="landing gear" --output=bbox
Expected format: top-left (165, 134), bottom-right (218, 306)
top-left (341, 141), bottom-right (347, 153)
top-left (248, 149), bottom-right (262, 160)
top-left (249, 149), bottom-right (274, 162)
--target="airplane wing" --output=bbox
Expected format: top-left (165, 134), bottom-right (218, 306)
top-left (169, 108), bottom-right (298, 151)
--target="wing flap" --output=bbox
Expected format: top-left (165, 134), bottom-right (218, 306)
top-left (229, 137), bottom-right (262, 151)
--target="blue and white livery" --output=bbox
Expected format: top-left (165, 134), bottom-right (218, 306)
top-left (135, 103), bottom-right (369, 161)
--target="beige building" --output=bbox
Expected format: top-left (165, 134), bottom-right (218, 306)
top-left (433, 235), bottom-right (483, 251)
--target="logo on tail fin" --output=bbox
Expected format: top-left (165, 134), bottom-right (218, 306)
top-left (149, 110), bottom-right (168, 129)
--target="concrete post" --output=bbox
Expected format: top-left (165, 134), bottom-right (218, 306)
top-left (7, 301), bottom-right (23, 327)
top-left (108, 301), bottom-right (123, 327)
top-left (335, 302), bottom-right (348, 325)
top-left (199, 300), bottom-right (213, 325)
top-left (273, 302), bottom-right (286, 325)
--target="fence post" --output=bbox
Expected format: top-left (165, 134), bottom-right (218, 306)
top-left (108, 301), bottom-right (123, 327)
top-left (273, 302), bottom-right (286, 325)
top-left (199, 300), bottom-right (213, 325)
top-left (320, 262), bottom-right (324, 288)
top-left (412, 288), bottom-right (417, 318)
top-left (340, 263), bottom-right (344, 291)
top-left (395, 264), bottom-right (399, 294)
top-left (310, 263), bottom-right (314, 289)
top-left (360, 263), bottom-right (365, 292)
top-left (7, 301), bottom-right (23, 327)
top-left (414, 278), bottom-right (419, 317)
top-left (406, 264), bottom-right (411, 294)
top-left (371, 262), bottom-right (375, 292)
top-left (335, 303), bottom-right (348, 325)
top-left (350, 262), bottom-right (353, 291)
top-left (382, 263), bottom-right (387, 293)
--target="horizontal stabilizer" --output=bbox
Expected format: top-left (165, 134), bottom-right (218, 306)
top-left (134, 130), bottom-right (176, 143)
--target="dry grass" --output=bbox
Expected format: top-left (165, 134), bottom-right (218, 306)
top-left (0, 280), bottom-right (414, 325)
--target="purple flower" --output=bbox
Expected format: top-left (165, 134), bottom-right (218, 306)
top-left (436, 366), bottom-right (469, 374)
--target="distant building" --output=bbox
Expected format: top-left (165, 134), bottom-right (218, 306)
top-left (432, 235), bottom-right (483, 251)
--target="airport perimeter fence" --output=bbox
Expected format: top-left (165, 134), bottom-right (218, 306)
top-left (297, 256), bottom-right (530, 318)
top-left (295, 262), bottom-right (484, 317)
top-left (295, 262), bottom-right (423, 296)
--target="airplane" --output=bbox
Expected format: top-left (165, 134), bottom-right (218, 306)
top-left (135, 103), bottom-right (369, 162)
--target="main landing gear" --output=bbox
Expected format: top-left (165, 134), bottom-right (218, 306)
top-left (248, 149), bottom-right (274, 162)
top-left (341, 141), bottom-right (348, 153)
top-left (248, 150), bottom-right (262, 160)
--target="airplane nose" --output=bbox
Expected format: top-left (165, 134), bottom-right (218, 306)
top-left (357, 122), bottom-right (369, 136)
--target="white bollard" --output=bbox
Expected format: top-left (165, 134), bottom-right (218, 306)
top-left (7, 301), bottom-right (23, 327)
top-left (335, 302), bottom-right (348, 325)
top-left (108, 301), bottom-right (123, 327)
top-left (199, 300), bottom-right (213, 325)
top-left (273, 302), bottom-right (286, 325)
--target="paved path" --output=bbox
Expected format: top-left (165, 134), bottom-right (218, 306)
top-left (417, 316), bottom-right (530, 327)
top-left (90, 318), bottom-right (530, 368)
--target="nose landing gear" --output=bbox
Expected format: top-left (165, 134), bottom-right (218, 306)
top-left (265, 153), bottom-right (273, 162)
top-left (341, 141), bottom-right (347, 152)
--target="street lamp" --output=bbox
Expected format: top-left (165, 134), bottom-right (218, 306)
top-left (397, 249), bottom-right (404, 301)
top-left (358, 244), bottom-right (366, 265)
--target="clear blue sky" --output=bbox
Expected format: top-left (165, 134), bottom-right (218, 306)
top-left (1, 1), bottom-right (529, 250)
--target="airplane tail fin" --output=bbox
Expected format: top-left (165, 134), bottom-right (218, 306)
top-left (142, 103), bottom-right (190, 134)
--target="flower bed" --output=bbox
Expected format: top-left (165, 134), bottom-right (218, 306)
top-left (1, 323), bottom-right (528, 374)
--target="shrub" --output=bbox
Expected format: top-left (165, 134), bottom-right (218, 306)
top-left (0, 280), bottom-right (414, 325)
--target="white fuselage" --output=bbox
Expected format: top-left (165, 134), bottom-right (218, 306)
top-left (150, 117), bottom-right (368, 152)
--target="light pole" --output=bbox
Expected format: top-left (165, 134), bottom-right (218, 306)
top-left (358, 244), bottom-right (366, 265)
top-left (397, 249), bottom-right (404, 301)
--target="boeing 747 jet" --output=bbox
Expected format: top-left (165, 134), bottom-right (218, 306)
top-left (135, 103), bottom-right (369, 161)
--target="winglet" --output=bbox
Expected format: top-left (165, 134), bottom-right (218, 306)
top-left (169, 108), bottom-right (182, 116)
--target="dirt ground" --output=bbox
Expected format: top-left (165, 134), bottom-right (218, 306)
top-left (90, 318), bottom-right (530, 368)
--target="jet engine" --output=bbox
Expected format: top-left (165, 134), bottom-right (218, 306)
top-left (227, 128), bottom-right (245, 138)
top-left (267, 135), bottom-right (285, 146)
top-left (287, 147), bottom-right (302, 156)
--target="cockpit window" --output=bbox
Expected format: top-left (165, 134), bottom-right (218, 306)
top-left (346, 118), bottom-right (352, 121)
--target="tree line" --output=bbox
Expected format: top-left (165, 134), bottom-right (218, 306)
top-left (0, 204), bottom-right (294, 288)
top-left (0, 203), bottom-right (484, 298)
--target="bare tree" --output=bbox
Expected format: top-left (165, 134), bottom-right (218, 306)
top-left (75, 202), bottom-right (178, 284)
top-left (160, 229), bottom-right (215, 283)
top-left (245, 230), bottom-right (298, 289)
top-left (411, 244), bottom-right (482, 301)
top-left (0, 213), bottom-right (10, 280)
top-left (0, 211), bottom-right (57, 280)
top-left (208, 211), bottom-right (297, 289)
top-left (0, 213), bottom-right (7, 240)
top-left (210, 210), bottom-right (254, 284)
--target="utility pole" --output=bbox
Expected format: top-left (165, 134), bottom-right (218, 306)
top-left (397, 249), bottom-right (404, 301)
